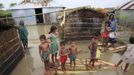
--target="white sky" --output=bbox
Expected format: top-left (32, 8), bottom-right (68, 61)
top-left (0, 0), bottom-right (131, 9)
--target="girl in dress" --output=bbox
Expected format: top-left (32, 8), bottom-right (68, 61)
top-left (49, 26), bottom-right (59, 65)
top-left (115, 37), bottom-right (134, 72)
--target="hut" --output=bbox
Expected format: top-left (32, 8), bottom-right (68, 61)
top-left (10, 1), bottom-right (64, 25)
top-left (118, 0), bottom-right (134, 27)
top-left (63, 8), bottom-right (106, 41)
top-left (0, 20), bottom-right (24, 75)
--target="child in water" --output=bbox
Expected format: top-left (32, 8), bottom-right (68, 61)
top-left (101, 21), bottom-right (111, 49)
top-left (88, 33), bottom-right (100, 67)
top-left (39, 35), bottom-right (51, 75)
top-left (115, 37), bottom-right (134, 72)
top-left (59, 41), bottom-right (69, 72)
top-left (49, 26), bottom-right (59, 65)
top-left (68, 41), bottom-right (77, 70)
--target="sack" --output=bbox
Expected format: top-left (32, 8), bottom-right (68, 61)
top-left (109, 32), bottom-right (116, 38)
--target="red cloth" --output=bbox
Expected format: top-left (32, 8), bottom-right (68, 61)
top-left (101, 31), bottom-right (109, 38)
top-left (60, 55), bottom-right (67, 63)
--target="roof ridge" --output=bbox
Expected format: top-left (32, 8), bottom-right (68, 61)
top-left (119, 0), bottom-right (133, 9)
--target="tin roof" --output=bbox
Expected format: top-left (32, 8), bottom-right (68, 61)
top-left (119, 0), bottom-right (134, 10)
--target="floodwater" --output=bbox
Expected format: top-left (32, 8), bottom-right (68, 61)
top-left (10, 25), bottom-right (134, 75)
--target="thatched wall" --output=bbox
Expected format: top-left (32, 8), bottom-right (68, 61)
top-left (0, 20), bottom-right (23, 75)
top-left (64, 8), bottom-right (106, 41)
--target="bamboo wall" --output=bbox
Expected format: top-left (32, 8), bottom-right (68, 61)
top-left (0, 27), bottom-right (23, 75)
top-left (0, 28), bottom-right (21, 64)
top-left (64, 9), bottom-right (105, 41)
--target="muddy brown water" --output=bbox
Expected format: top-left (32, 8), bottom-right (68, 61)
top-left (10, 25), bottom-right (134, 75)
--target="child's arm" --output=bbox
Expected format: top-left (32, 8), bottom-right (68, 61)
top-left (59, 50), bottom-right (62, 56)
top-left (88, 39), bottom-right (93, 50)
top-left (75, 47), bottom-right (77, 55)
top-left (66, 48), bottom-right (69, 55)
top-left (39, 46), bottom-right (43, 62)
top-left (68, 47), bottom-right (71, 54)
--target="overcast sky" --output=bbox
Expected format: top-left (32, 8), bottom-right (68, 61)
top-left (0, 0), bottom-right (131, 9)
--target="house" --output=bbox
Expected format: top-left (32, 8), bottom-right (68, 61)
top-left (118, 0), bottom-right (134, 26)
top-left (63, 8), bottom-right (106, 41)
top-left (10, 1), bottom-right (64, 25)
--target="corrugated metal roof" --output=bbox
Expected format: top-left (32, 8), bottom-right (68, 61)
top-left (119, 0), bottom-right (134, 10)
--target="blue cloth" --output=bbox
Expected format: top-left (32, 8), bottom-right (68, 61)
top-left (108, 38), bottom-right (117, 44)
top-left (69, 54), bottom-right (76, 61)
top-left (110, 19), bottom-right (117, 32)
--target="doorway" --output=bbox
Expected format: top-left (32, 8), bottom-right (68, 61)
top-left (35, 8), bottom-right (44, 24)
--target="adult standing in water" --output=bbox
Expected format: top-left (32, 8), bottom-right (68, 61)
top-left (18, 20), bottom-right (29, 50)
top-left (108, 14), bottom-right (117, 47)
top-left (109, 14), bottom-right (117, 32)
top-left (49, 25), bottom-right (59, 65)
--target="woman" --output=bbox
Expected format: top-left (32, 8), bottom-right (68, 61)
top-left (109, 14), bottom-right (117, 32)
top-left (18, 20), bottom-right (28, 49)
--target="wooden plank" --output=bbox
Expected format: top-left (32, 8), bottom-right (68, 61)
top-left (0, 37), bottom-right (18, 48)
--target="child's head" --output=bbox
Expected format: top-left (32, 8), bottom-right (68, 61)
top-left (60, 41), bottom-right (65, 49)
top-left (49, 25), bottom-right (57, 34)
top-left (19, 20), bottom-right (25, 26)
top-left (39, 35), bottom-right (46, 43)
top-left (109, 14), bottom-right (115, 20)
top-left (71, 40), bottom-right (76, 47)
top-left (129, 37), bottom-right (134, 44)
top-left (93, 31), bottom-right (100, 39)
top-left (105, 21), bottom-right (111, 27)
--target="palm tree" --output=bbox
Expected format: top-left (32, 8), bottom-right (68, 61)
top-left (0, 3), bottom-right (4, 10)
top-left (10, 3), bottom-right (17, 7)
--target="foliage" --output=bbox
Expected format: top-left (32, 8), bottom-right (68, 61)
top-left (0, 10), bottom-right (12, 17)
top-left (0, 3), bottom-right (4, 9)
top-left (10, 3), bottom-right (17, 7)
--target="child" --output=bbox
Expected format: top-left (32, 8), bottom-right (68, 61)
top-left (101, 21), bottom-right (111, 49)
top-left (68, 41), bottom-right (77, 70)
top-left (39, 35), bottom-right (51, 75)
top-left (115, 37), bottom-right (134, 72)
top-left (49, 26), bottom-right (59, 65)
top-left (18, 20), bottom-right (28, 50)
top-left (88, 33), bottom-right (100, 67)
top-left (59, 41), bottom-right (68, 72)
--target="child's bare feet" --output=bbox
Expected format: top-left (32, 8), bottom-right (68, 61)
top-left (114, 64), bottom-right (117, 67)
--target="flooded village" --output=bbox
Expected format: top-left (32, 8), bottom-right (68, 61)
top-left (0, 0), bottom-right (134, 75)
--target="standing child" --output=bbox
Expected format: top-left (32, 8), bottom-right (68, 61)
top-left (18, 20), bottom-right (28, 50)
top-left (59, 41), bottom-right (68, 72)
top-left (39, 35), bottom-right (51, 75)
top-left (88, 33), bottom-right (100, 67)
top-left (68, 41), bottom-right (77, 70)
top-left (49, 26), bottom-right (59, 65)
top-left (115, 37), bottom-right (134, 72)
top-left (101, 21), bottom-right (111, 49)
